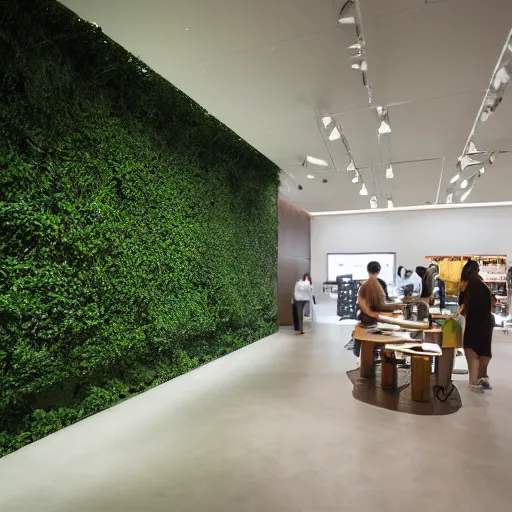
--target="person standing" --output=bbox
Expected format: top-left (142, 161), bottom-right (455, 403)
top-left (353, 261), bottom-right (404, 356)
top-left (456, 260), bottom-right (494, 392)
top-left (303, 273), bottom-right (314, 319)
top-left (292, 276), bottom-right (312, 334)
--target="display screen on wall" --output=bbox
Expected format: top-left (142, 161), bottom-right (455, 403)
top-left (327, 253), bottom-right (396, 286)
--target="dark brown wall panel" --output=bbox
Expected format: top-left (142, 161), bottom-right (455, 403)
top-left (278, 195), bottom-right (311, 326)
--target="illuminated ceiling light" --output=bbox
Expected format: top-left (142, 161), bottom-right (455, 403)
top-left (387, 198), bottom-right (394, 209)
top-left (347, 160), bottom-right (356, 172)
top-left (460, 174), bottom-right (480, 202)
top-left (461, 189), bottom-right (471, 202)
top-left (351, 58), bottom-right (367, 71)
top-left (461, 179), bottom-right (468, 189)
top-left (385, 165), bottom-right (394, 179)
top-left (446, 193), bottom-right (454, 204)
top-left (378, 120), bottom-right (392, 134)
top-left (328, 126), bottom-right (341, 141)
top-left (493, 66), bottom-right (510, 90)
top-left (359, 183), bottom-right (368, 196)
top-left (352, 173), bottom-right (360, 183)
top-left (338, 0), bottom-right (356, 24)
top-left (458, 154), bottom-right (481, 171)
top-left (322, 116), bottom-right (332, 128)
top-left (307, 174), bottom-right (315, 179)
top-left (376, 106), bottom-right (392, 134)
top-left (479, 167), bottom-right (486, 175)
top-left (481, 110), bottom-right (490, 122)
top-left (370, 195), bottom-right (378, 209)
top-left (450, 173), bottom-right (460, 184)
top-left (305, 156), bottom-right (328, 167)
top-left (349, 41), bottom-right (363, 51)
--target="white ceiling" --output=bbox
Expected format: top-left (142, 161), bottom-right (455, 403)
top-left (60, 0), bottom-right (512, 212)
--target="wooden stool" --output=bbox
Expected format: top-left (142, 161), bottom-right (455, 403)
top-left (411, 355), bottom-right (432, 402)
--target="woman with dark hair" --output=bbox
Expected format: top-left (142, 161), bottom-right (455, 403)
top-left (455, 260), bottom-right (495, 391)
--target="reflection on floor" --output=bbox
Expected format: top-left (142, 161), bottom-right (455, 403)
top-left (1, 320), bottom-right (511, 512)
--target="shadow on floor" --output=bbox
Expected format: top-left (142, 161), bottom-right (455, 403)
top-left (347, 367), bottom-right (462, 416)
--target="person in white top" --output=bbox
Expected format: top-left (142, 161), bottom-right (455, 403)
top-left (292, 276), bottom-right (312, 334)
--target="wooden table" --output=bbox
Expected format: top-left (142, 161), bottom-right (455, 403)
top-left (353, 325), bottom-right (414, 380)
top-left (384, 343), bottom-right (442, 402)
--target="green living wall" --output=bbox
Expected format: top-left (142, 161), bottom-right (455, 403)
top-left (0, 0), bottom-right (279, 456)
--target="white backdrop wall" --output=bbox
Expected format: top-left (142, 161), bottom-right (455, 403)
top-left (311, 206), bottom-right (512, 294)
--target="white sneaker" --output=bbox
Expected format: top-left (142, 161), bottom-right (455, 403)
top-left (478, 377), bottom-right (492, 390)
top-left (468, 384), bottom-right (484, 393)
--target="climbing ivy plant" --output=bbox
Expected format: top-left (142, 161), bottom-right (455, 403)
top-left (0, 0), bottom-right (279, 456)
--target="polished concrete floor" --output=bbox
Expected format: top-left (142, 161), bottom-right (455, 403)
top-left (1, 316), bottom-right (512, 511)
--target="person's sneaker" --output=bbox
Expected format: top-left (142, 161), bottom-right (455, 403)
top-left (478, 377), bottom-right (492, 390)
top-left (468, 383), bottom-right (484, 393)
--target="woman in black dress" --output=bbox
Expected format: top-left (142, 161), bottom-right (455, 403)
top-left (458, 260), bottom-right (494, 391)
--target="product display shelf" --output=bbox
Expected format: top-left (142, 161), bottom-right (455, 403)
top-left (427, 254), bottom-right (509, 318)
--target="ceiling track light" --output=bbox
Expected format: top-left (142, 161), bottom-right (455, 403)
top-left (351, 172), bottom-right (360, 183)
top-left (347, 160), bottom-right (356, 172)
top-left (448, 30), bottom-right (512, 203)
top-left (387, 198), bottom-right (394, 209)
top-left (304, 156), bottom-right (328, 167)
top-left (376, 106), bottom-right (392, 135)
top-left (370, 195), bottom-right (378, 209)
top-left (446, 192), bottom-right (454, 204)
top-left (385, 164), bottom-right (394, 179)
top-left (450, 172), bottom-right (460, 184)
top-left (359, 183), bottom-right (368, 196)
top-left (321, 116), bottom-right (342, 141)
top-left (338, 0), bottom-right (356, 25)
top-left (458, 154), bottom-right (481, 171)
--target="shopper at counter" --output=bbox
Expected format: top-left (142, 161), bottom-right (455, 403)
top-left (353, 261), bottom-right (405, 357)
top-left (456, 260), bottom-right (494, 392)
top-left (358, 261), bottom-right (403, 325)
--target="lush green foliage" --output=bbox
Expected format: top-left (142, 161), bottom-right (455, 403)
top-left (0, 0), bottom-right (279, 456)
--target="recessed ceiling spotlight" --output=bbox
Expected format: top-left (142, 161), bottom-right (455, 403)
top-left (359, 183), bottom-right (368, 196)
top-left (385, 165), bottom-right (394, 179)
top-left (305, 156), bottom-right (328, 167)
top-left (307, 174), bottom-right (315, 179)
top-left (347, 160), bottom-right (356, 172)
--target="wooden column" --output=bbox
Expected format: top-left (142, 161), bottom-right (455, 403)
top-left (381, 350), bottom-right (397, 390)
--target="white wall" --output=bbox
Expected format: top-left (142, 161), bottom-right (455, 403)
top-left (311, 206), bottom-right (512, 293)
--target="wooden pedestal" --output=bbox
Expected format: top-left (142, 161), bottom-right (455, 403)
top-left (411, 356), bottom-right (431, 402)
top-left (381, 350), bottom-right (397, 390)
